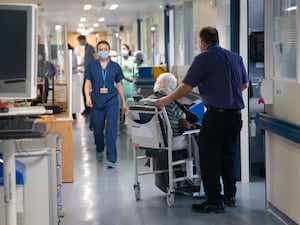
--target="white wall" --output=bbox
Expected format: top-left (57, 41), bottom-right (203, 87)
top-left (264, 1), bottom-right (300, 223)
top-left (265, 133), bottom-right (300, 223)
top-left (193, 0), bottom-right (218, 34)
top-left (266, 81), bottom-right (300, 124)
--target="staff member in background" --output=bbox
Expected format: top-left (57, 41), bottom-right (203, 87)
top-left (84, 40), bottom-right (127, 168)
top-left (134, 50), bottom-right (147, 69)
top-left (156, 26), bottom-right (248, 213)
top-left (119, 44), bottom-right (135, 131)
top-left (121, 44), bottom-right (135, 100)
top-left (77, 35), bottom-right (96, 116)
top-left (68, 43), bottom-right (79, 120)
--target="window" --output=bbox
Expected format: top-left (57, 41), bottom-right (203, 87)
top-left (273, 0), bottom-right (296, 79)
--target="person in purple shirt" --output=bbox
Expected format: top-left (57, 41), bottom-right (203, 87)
top-left (156, 26), bottom-right (248, 213)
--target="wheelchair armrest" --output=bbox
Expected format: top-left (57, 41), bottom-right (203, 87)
top-left (182, 129), bottom-right (200, 135)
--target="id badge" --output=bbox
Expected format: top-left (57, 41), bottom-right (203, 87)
top-left (100, 87), bottom-right (108, 94)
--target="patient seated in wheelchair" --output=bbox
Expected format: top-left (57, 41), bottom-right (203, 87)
top-left (146, 73), bottom-right (201, 193)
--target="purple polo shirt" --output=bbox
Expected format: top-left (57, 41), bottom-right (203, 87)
top-left (183, 46), bottom-right (248, 110)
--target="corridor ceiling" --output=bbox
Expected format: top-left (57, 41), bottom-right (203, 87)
top-left (2, 0), bottom-right (178, 32)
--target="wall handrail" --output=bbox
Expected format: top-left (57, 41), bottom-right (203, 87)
top-left (259, 113), bottom-right (300, 144)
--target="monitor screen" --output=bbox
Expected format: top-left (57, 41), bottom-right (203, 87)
top-left (250, 31), bottom-right (264, 62)
top-left (50, 44), bottom-right (62, 60)
top-left (0, 4), bottom-right (37, 99)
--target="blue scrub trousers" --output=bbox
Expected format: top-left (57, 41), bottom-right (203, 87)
top-left (92, 103), bottom-right (119, 163)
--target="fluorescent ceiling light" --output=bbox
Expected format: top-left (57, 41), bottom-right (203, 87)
top-left (285, 6), bottom-right (297, 11)
top-left (80, 17), bottom-right (86, 22)
top-left (109, 4), bottom-right (119, 10)
top-left (55, 25), bottom-right (62, 31)
top-left (77, 28), bottom-right (92, 35)
top-left (84, 4), bottom-right (92, 10)
top-left (93, 23), bottom-right (99, 27)
top-left (98, 17), bottom-right (105, 22)
top-left (81, 29), bottom-right (90, 35)
top-left (78, 23), bottom-right (84, 27)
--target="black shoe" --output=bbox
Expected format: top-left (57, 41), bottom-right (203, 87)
top-left (72, 113), bottom-right (77, 120)
top-left (81, 109), bottom-right (90, 115)
top-left (89, 125), bottom-right (94, 131)
top-left (192, 201), bottom-right (225, 213)
top-left (223, 197), bottom-right (236, 207)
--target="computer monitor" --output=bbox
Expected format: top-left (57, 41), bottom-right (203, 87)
top-left (250, 31), bottom-right (264, 62)
top-left (0, 3), bottom-right (38, 99)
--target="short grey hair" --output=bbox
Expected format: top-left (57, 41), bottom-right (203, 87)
top-left (153, 73), bottom-right (177, 95)
top-left (134, 50), bottom-right (146, 63)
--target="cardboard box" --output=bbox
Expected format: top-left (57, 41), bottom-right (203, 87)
top-left (152, 65), bottom-right (167, 78)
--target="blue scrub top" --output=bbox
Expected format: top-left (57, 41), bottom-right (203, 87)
top-left (85, 60), bottom-right (124, 108)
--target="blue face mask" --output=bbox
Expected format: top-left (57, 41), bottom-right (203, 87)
top-left (97, 50), bottom-right (109, 59)
top-left (121, 50), bottom-right (129, 57)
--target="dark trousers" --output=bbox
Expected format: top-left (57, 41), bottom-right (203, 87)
top-left (198, 109), bottom-right (242, 205)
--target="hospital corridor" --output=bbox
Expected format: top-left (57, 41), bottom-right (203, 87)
top-left (1, 0), bottom-right (300, 224)
top-left (60, 115), bottom-right (284, 225)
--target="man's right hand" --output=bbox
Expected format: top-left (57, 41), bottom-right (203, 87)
top-left (156, 83), bottom-right (193, 109)
top-left (156, 96), bottom-right (170, 109)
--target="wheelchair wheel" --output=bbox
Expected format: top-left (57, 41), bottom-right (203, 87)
top-left (166, 188), bottom-right (175, 207)
top-left (118, 108), bottom-right (126, 135)
top-left (134, 182), bottom-right (141, 201)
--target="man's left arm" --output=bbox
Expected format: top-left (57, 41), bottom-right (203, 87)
top-left (240, 57), bottom-right (249, 91)
top-left (242, 83), bottom-right (249, 91)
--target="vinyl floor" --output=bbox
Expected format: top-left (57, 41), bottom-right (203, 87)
top-left (61, 114), bottom-right (285, 225)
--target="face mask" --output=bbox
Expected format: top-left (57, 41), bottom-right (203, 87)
top-left (79, 41), bottom-right (85, 47)
top-left (97, 50), bottom-right (109, 59)
top-left (121, 50), bottom-right (129, 57)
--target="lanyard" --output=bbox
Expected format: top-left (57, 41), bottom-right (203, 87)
top-left (101, 68), bottom-right (107, 87)
top-left (101, 69), bottom-right (107, 81)
top-left (100, 61), bottom-right (109, 87)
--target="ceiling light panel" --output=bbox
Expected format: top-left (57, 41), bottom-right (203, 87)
top-left (109, 4), bottom-right (119, 10)
top-left (84, 4), bottom-right (92, 10)
top-left (285, 6), bottom-right (297, 11)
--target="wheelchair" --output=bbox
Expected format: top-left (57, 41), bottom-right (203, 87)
top-left (127, 97), bottom-right (201, 207)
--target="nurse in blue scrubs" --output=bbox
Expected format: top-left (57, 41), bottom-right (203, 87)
top-left (84, 40), bottom-right (127, 168)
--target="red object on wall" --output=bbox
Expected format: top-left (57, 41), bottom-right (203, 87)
top-left (258, 98), bottom-right (265, 104)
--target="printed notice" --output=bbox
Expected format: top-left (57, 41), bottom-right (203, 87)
top-left (131, 125), bottom-right (153, 138)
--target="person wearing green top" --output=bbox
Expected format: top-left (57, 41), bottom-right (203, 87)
top-left (120, 44), bottom-right (135, 100)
